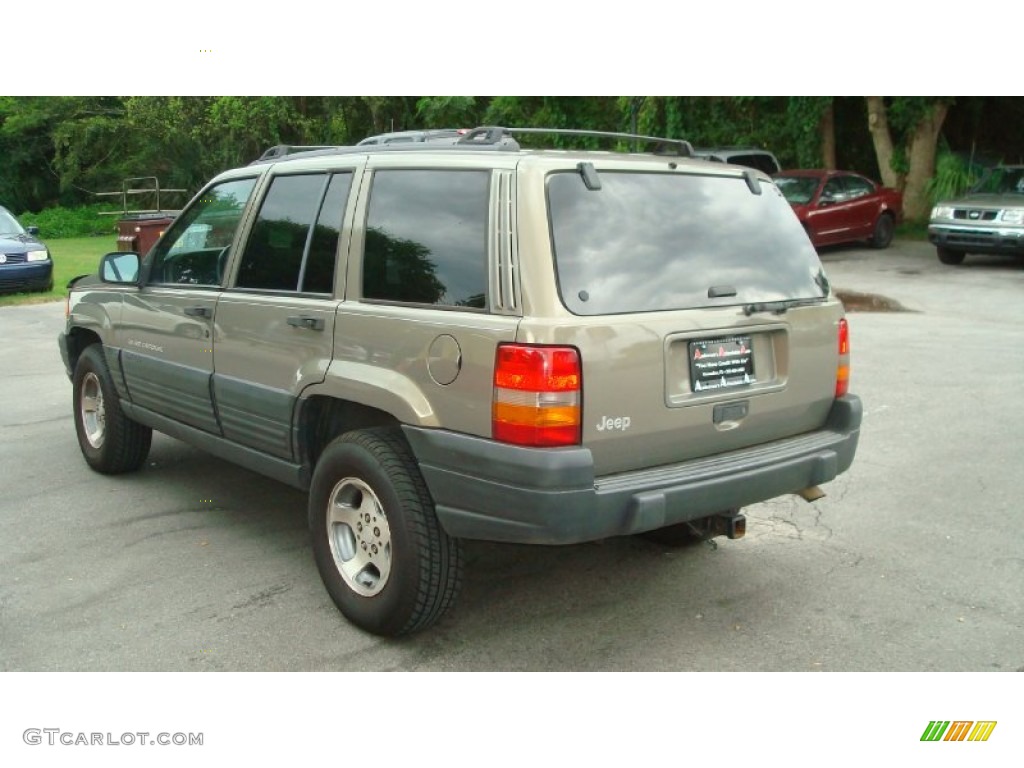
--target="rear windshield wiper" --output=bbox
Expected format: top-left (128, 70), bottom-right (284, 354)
top-left (743, 297), bottom-right (826, 316)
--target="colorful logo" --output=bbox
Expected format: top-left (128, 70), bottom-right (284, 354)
top-left (921, 721), bottom-right (997, 742)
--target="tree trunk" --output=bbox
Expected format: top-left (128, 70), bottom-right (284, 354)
top-left (866, 97), bottom-right (903, 189)
top-left (903, 102), bottom-right (950, 221)
top-left (820, 101), bottom-right (836, 170)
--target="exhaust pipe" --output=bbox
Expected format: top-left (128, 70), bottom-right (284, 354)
top-left (797, 485), bottom-right (826, 503)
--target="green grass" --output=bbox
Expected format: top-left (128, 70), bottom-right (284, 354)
top-left (0, 235), bottom-right (114, 307)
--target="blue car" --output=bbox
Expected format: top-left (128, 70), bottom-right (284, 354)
top-left (0, 205), bottom-right (54, 293)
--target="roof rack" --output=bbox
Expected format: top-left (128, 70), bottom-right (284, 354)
top-left (252, 126), bottom-right (694, 164)
top-left (458, 126), bottom-right (693, 157)
top-left (693, 145), bottom-right (773, 153)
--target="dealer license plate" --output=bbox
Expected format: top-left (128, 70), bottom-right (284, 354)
top-left (689, 336), bottom-right (755, 393)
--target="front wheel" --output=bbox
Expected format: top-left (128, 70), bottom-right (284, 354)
top-left (937, 247), bottom-right (965, 265)
top-left (869, 213), bottom-right (895, 249)
top-left (72, 345), bottom-right (152, 474)
top-left (309, 428), bottom-right (463, 636)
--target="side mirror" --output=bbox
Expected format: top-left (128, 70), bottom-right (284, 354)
top-left (26, 225), bottom-right (40, 236)
top-left (818, 194), bottom-right (835, 206)
top-left (100, 252), bottom-right (141, 284)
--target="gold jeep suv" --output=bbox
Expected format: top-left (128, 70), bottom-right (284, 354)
top-left (58, 127), bottom-right (861, 635)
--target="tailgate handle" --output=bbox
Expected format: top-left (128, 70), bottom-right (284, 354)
top-left (287, 315), bottom-right (325, 331)
top-left (183, 306), bottom-right (212, 319)
top-left (714, 401), bottom-right (749, 424)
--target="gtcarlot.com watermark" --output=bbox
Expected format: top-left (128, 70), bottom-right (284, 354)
top-left (23, 729), bottom-right (203, 747)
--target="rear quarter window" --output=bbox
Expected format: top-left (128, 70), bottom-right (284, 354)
top-left (362, 169), bottom-right (489, 309)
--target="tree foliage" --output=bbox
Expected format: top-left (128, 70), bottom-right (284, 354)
top-left (866, 97), bottom-right (953, 220)
top-left (0, 95), bottom-right (985, 223)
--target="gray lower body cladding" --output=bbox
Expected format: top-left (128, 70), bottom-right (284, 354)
top-left (404, 396), bottom-right (862, 545)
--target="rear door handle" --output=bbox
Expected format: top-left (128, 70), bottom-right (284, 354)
top-left (287, 315), bottom-right (325, 331)
top-left (184, 306), bottom-right (213, 319)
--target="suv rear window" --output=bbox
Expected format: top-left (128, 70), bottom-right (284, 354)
top-left (547, 171), bottom-right (827, 316)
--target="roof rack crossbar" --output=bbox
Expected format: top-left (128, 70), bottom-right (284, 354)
top-left (258, 144), bottom-right (341, 161)
top-left (458, 126), bottom-right (693, 157)
top-left (249, 141), bottom-right (519, 165)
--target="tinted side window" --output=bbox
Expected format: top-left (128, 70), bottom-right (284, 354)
top-left (822, 178), bottom-right (846, 200)
top-left (363, 170), bottom-right (488, 308)
top-left (303, 174), bottom-right (351, 294)
top-left (148, 177), bottom-right (257, 286)
top-left (841, 175), bottom-right (874, 199)
top-left (238, 173), bottom-right (351, 293)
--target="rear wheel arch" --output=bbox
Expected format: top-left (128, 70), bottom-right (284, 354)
top-left (297, 395), bottom-right (401, 472)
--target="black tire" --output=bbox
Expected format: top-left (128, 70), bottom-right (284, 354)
top-left (937, 247), bottom-right (965, 265)
top-left (869, 213), bottom-right (895, 249)
top-left (642, 510), bottom-right (740, 547)
top-left (72, 344), bottom-right (152, 474)
top-left (309, 427), bottom-right (463, 636)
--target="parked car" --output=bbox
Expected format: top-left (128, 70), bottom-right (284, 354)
top-left (773, 170), bottom-right (902, 250)
top-left (928, 164), bottom-right (1024, 265)
top-left (58, 126), bottom-right (860, 636)
top-left (0, 205), bottom-right (53, 293)
top-left (693, 147), bottom-right (781, 175)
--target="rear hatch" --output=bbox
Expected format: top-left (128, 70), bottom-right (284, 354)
top-left (525, 162), bottom-right (843, 476)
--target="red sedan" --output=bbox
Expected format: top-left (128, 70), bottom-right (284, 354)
top-left (773, 170), bottom-right (903, 249)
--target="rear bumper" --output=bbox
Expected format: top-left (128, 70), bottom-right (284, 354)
top-left (928, 224), bottom-right (1024, 256)
top-left (404, 395), bottom-right (862, 545)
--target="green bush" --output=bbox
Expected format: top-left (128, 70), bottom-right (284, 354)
top-left (927, 152), bottom-right (981, 206)
top-left (17, 204), bottom-right (120, 239)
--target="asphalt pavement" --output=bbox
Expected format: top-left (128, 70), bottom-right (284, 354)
top-left (1, 239), bottom-right (1022, 671)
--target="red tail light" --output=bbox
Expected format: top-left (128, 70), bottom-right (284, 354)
top-left (493, 344), bottom-right (581, 447)
top-left (836, 318), bottom-right (850, 397)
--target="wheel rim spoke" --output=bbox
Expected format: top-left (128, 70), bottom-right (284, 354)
top-left (327, 497), bottom-right (360, 530)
